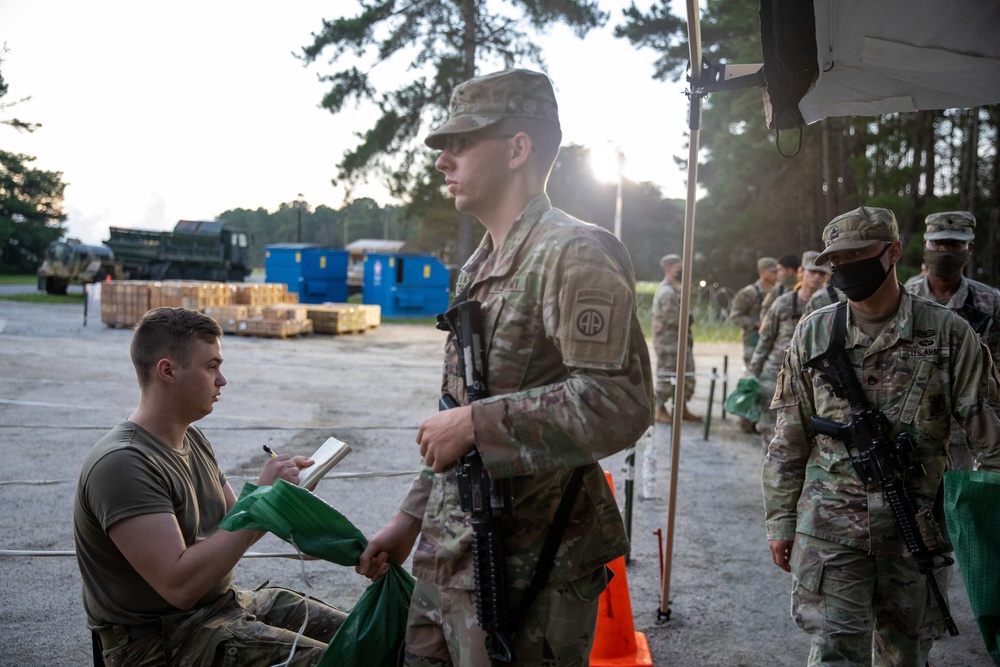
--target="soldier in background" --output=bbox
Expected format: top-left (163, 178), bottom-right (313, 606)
top-left (802, 281), bottom-right (845, 317)
top-left (760, 253), bottom-right (802, 323)
top-left (729, 256), bottom-right (778, 432)
top-left (356, 69), bottom-right (653, 665)
top-left (652, 253), bottom-right (701, 424)
top-left (904, 211), bottom-right (1000, 469)
top-left (762, 206), bottom-right (1000, 665)
top-left (748, 251), bottom-right (828, 451)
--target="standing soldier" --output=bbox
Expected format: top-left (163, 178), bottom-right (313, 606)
top-left (356, 69), bottom-right (654, 666)
top-left (905, 210), bottom-right (1000, 469)
top-left (730, 256), bottom-right (778, 432)
top-left (760, 253), bottom-right (802, 324)
top-left (748, 251), bottom-right (828, 451)
top-left (652, 253), bottom-right (701, 424)
top-left (762, 206), bottom-right (1000, 665)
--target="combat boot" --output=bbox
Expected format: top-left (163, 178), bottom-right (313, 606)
top-left (655, 405), bottom-right (672, 424)
top-left (681, 404), bottom-right (703, 423)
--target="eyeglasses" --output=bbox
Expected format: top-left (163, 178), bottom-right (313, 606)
top-left (437, 132), bottom-right (515, 156)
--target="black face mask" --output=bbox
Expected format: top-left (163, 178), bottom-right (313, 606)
top-left (830, 243), bottom-right (892, 302)
top-left (924, 249), bottom-right (968, 277)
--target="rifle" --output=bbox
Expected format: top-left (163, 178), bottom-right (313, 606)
top-left (804, 303), bottom-right (959, 636)
top-left (438, 299), bottom-right (516, 664)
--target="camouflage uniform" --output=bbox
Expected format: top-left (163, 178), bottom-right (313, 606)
top-left (730, 259), bottom-right (776, 367)
top-left (763, 285), bottom-right (1000, 664)
top-left (652, 271), bottom-right (695, 408)
top-left (400, 193), bottom-right (653, 665)
top-left (748, 288), bottom-right (806, 448)
top-left (802, 284), bottom-right (844, 317)
top-left (759, 282), bottom-right (790, 325)
top-left (904, 276), bottom-right (1000, 366)
top-left (904, 211), bottom-right (1000, 472)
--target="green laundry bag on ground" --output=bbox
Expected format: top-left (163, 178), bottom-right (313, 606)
top-left (221, 480), bottom-right (414, 666)
top-left (944, 469), bottom-right (1000, 666)
top-left (724, 376), bottom-right (762, 422)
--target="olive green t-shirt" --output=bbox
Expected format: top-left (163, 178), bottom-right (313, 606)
top-left (73, 421), bottom-right (230, 629)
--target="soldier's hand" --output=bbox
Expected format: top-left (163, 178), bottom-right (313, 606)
top-left (417, 406), bottom-right (475, 473)
top-left (769, 539), bottom-right (792, 572)
top-left (356, 511), bottom-right (422, 581)
top-left (258, 455), bottom-right (313, 487)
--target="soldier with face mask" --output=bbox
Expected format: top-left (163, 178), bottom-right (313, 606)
top-left (762, 206), bottom-right (1000, 666)
top-left (904, 211), bottom-right (1000, 469)
top-left (904, 212), bottom-right (1000, 364)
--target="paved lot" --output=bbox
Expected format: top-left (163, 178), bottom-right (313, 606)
top-left (0, 296), bottom-right (992, 666)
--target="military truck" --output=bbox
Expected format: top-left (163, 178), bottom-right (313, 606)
top-left (36, 239), bottom-right (120, 295)
top-left (37, 220), bottom-right (253, 294)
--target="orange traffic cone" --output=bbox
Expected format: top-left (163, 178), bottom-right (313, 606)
top-left (590, 472), bottom-right (653, 667)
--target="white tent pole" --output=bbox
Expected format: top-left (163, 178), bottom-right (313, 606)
top-left (660, 0), bottom-right (703, 620)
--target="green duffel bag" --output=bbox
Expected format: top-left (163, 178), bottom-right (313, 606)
top-left (944, 470), bottom-right (1000, 666)
top-left (222, 480), bottom-right (414, 667)
top-left (724, 376), bottom-right (762, 422)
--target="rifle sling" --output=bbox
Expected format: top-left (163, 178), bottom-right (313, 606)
top-left (511, 465), bottom-right (586, 633)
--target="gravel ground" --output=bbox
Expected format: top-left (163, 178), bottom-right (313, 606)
top-left (0, 293), bottom-right (992, 666)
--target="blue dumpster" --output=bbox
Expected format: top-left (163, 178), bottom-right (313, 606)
top-left (264, 244), bottom-right (349, 304)
top-left (363, 253), bottom-right (450, 317)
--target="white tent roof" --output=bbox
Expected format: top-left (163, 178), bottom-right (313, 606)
top-left (800, 0), bottom-right (1000, 124)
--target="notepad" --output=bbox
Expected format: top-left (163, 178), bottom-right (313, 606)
top-left (299, 437), bottom-right (352, 490)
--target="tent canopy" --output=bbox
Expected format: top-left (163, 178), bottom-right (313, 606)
top-left (760, 0), bottom-right (1000, 129)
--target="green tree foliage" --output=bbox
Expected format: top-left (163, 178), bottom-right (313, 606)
top-left (218, 199), bottom-right (416, 269)
top-left (298, 0), bottom-right (608, 261)
top-left (0, 54), bottom-right (67, 274)
top-left (617, 0), bottom-right (1000, 288)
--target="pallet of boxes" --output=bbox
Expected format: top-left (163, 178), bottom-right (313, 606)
top-left (100, 280), bottom-right (377, 339)
top-left (305, 303), bottom-right (380, 335)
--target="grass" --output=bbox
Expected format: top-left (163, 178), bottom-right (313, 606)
top-left (636, 280), bottom-right (741, 343)
top-left (1, 291), bottom-right (86, 304)
top-left (0, 274), bottom-right (36, 285)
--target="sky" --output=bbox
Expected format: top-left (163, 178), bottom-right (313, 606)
top-left (1, 1), bottom-right (692, 246)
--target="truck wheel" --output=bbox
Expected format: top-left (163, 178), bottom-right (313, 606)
top-left (45, 277), bottom-right (68, 295)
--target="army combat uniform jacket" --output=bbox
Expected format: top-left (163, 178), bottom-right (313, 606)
top-left (401, 194), bottom-right (654, 590)
top-left (904, 274), bottom-right (1000, 365)
top-left (730, 279), bottom-right (769, 364)
top-left (749, 288), bottom-right (805, 384)
top-left (652, 278), bottom-right (695, 403)
top-left (762, 289), bottom-right (1000, 553)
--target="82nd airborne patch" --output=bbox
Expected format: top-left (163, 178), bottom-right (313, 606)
top-left (571, 289), bottom-right (613, 344)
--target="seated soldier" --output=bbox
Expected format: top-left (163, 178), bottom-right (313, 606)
top-left (74, 307), bottom-right (347, 666)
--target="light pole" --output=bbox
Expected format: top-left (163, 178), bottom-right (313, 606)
top-left (613, 148), bottom-right (625, 240)
top-left (296, 194), bottom-right (304, 243)
top-left (590, 143), bottom-right (626, 240)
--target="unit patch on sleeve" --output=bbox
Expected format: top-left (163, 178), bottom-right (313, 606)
top-left (571, 289), bottom-right (613, 344)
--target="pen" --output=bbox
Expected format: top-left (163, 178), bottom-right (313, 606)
top-left (263, 444), bottom-right (277, 458)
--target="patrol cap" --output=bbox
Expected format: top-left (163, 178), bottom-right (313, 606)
top-left (801, 250), bottom-right (829, 275)
top-left (757, 257), bottom-right (778, 272)
top-left (660, 253), bottom-right (682, 268)
top-left (425, 69), bottom-right (560, 149)
top-left (815, 206), bottom-right (898, 265)
top-left (924, 211), bottom-right (976, 242)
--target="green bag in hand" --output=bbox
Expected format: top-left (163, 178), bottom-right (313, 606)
top-left (221, 480), bottom-right (415, 666)
top-left (944, 470), bottom-right (1000, 666)
top-left (724, 376), bottom-right (762, 422)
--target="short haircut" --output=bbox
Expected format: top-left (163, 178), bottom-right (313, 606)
top-left (778, 254), bottom-right (801, 269)
top-left (130, 307), bottom-right (222, 388)
top-left (495, 117), bottom-right (562, 174)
